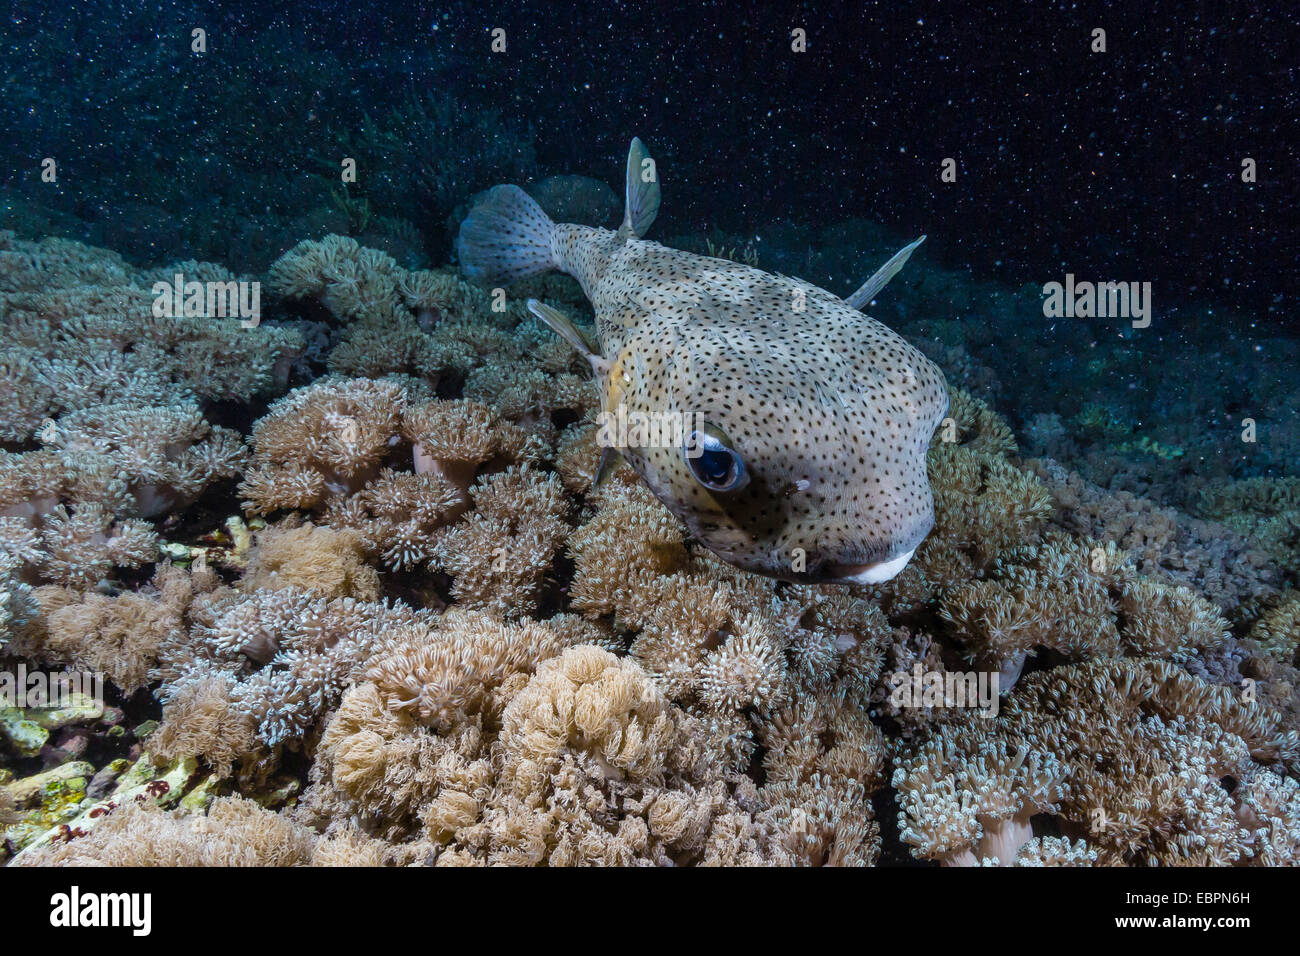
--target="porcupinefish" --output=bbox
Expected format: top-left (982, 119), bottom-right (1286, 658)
top-left (457, 138), bottom-right (948, 584)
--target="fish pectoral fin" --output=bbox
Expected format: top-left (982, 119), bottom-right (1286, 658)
top-left (526, 299), bottom-right (609, 376)
top-left (620, 136), bottom-right (661, 240)
top-left (846, 235), bottom-right (926, 311)
top-left (592, 446), bottom-right (626, 489)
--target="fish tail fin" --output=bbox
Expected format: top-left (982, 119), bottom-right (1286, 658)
top-left (456, 184), bottom-right (557, 285)
top-left (619, 136), bottom-right (661, 240)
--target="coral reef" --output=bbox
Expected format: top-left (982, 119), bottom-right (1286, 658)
top-left (0, 234), bottom-right (303, 439)
top-left (12, 796), bottom-right (382, 867)
top-left (893, 659), bottom-right (1299, 866)
top-left (1028, 458), bottom-right (1287, 623)
top-left (3, 234), bottom-right (1297, 869)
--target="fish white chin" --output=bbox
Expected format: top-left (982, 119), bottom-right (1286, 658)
top-left (832, 548), bottom-right (916, 584)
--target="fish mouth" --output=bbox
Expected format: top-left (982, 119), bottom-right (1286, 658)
top-left (825, 548), bottom-right (917, 585)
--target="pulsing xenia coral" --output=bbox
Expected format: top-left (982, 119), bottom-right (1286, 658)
top-left (892, 659), bottom-right (1299, 866)
top-left (1248, 593), bottom-right (1300, 663)
top-left (166, 585), bottom-right (431, 750)
top-left (430, 465), bottom-right (571, 618)
top-left (268, 235), bottom-right (596, 430)
top-left (304, 634), bottom-right (881, 866)
top-left (0, 501), bottom-right (158, 590)
top-left (237, 371), bottom-right (577, 581)
top-left (938, 533), bottom-right (1230, 686)
top-left (564, 479), bottom-right (896, 783)
top-left (239, 376), bottom-right (409, 512)
top-left (48, 401), bottom-right (247, 518)
top-left (0, 552), bottom-right (37, 649)
top-left (12, 796), bottom-right (384, 867)
top-left (0, 233), bottom-right (302, 613)
top-left (0, 233), bottom-right (303, 441)
top-left (27, 566), bottom-right (194, 695)
top-left (0, 398), bottom-right (243, 589)
top-left (239, 520), bottom-right (381, 601)
top-left (1027, 458), bottom-right (1284, 624)
top-left (5, 227), bottom-right (1298, 870)
top-left (240, 378), bottom-right (467, 571)
top-left (1196, 477), bottom-right (1300, 571)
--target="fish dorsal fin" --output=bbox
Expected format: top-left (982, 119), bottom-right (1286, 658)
top-left (619, 136), bottom-right (661, 240)
top-left (846, 236), bottom-right (926, 311)
top-left (526, 299), bottom-right (609, 376)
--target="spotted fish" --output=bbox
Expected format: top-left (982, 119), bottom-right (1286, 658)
top-left (457, 138), bottom-right (948, 584)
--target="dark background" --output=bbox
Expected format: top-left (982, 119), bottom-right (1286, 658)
top-left (3, 0), bottom-right (1296, 323)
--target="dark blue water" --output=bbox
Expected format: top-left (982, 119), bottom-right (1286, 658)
top-left (4, 1), bottom-right (1295, 312)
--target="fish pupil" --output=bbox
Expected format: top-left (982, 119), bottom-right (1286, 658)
top-left (700, 448), bottom-right (732, 483)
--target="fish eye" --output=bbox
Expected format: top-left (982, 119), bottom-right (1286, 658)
top-left (684, 425), bottom-right (749, 492)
